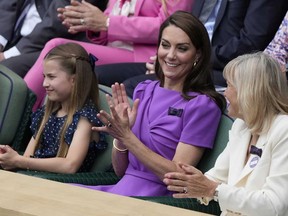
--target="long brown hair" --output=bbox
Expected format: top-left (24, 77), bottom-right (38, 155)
top-left (34, 43), bottom-right (99, 157)
top-left (155, 11), bottom-right (226, 111)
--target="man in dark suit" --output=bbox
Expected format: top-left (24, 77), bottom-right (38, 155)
top-left (0, 0), bottom-right (107, 77)
top-left (95, 0), bottom-right (288, 97)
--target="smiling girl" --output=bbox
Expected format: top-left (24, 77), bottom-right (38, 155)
top-left (0, 43), bottom-right (106, 173)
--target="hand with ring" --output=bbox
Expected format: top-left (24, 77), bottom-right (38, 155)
top-left (163, 162), bottom-right (219, 198)
top-left (80, 18), bottom-right (85, 25)
top-left (92, 83), bottom-right (139, 142)
top-left (57, 0), bottom-right (108, 34)
top-left (106, 121), bottom-right (112, 128)
top-left (108, 83), bottom-right (139, 129)
top-left (183, 187), bottom-right (188, 194)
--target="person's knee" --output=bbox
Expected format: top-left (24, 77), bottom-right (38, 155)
top-left (1, 52), bottom-right (39, 78)
top-left (44, 38), bottom-right (68, 51)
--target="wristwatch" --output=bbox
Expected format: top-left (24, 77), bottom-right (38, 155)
top-left (213, 184), bottom-right (221, 202)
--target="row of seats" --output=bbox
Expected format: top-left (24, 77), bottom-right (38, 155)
top-left (0, 65), bottom-right (233, 215)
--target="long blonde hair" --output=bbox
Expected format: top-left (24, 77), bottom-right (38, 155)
top-left (34, 43), bottom-right (99, 157)
top-left (224, 52), bottom-right (288, 134)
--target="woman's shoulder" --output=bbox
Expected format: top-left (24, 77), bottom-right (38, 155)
top-left (133, 80), bottom-right (159, 98)
top-left (230, 115), bottom-right (288, 135)
top-left (270, 114), bottom-right (288, 134)
top-left (230, 118), bottom-right (247, 131)
top-left (264, 115), bottom-right (288, 149)
top-left (186, 93), bottom-right (221, 112)
top-left (135, 80), bottom-right (158, 90)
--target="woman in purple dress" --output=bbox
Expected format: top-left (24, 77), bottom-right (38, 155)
top-left (88, 11), bottom-right (227, 196)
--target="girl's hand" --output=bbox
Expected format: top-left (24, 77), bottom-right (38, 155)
top-left (58, 0), bottom-right (108, 34)
top-left (0, 145), bottom-right (20, 170)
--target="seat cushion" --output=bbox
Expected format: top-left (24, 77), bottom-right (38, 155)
top-left (0, 65), bottom-right (28, 144)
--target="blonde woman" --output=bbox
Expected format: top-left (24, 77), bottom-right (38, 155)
top-left (164, 52), bottom-right (288, 216)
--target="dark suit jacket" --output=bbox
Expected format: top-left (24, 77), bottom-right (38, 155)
top-left (193, 0), bottom-right (288, 85)
top-left (0, 0), bottom-right (19, 46)
top-left (1, 0), bottom-right (89, 53)
top-left (0, 0), bottom-right (106, 77)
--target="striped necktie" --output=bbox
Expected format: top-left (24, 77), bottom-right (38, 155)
top-left (198, 0), bottom-right (218, 23)
top-left (14, 0), bottom-right (32, 35)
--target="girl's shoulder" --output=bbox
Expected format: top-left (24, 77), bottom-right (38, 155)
top-left (74, 101), bottom-right (103, 126)
top-left (31, 106), bottom-right (45, 118)
top-left (30, 106), bottom-right (46, 135)
top-left (31, 106), bottom-right (46, 125)
top-left (77, 101), bottom-right (98, 115)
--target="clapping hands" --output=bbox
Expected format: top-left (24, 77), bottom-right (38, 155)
top-left (57, 0), bottom-right (108, 34)
top-left (92, 83), bottom-right (139, 142)
top-left (163, 162), bottom-right (218, 198)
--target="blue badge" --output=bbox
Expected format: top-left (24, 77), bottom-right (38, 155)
top-left (168, 107), bottom-right (183, 117)
top-left (249, 156), bottom-right (260, 168)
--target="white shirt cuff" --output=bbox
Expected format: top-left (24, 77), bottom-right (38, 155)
top-left (0, 35), bottom-right (8, 48)
top-left (4, 46), bottom-right (21, 59)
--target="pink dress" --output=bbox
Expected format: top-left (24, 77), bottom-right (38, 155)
top-left (24, 0), bottom-right (193, 110)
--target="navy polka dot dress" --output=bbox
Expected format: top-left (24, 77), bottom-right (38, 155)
top-left (30, 101), bottom-right (107, 172)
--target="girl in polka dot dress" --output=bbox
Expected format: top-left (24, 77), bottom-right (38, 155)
top-left (0, 43), bottom-right (107, 173)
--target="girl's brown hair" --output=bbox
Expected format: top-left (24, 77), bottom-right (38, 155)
top-left (34, 43), bottom-right (99, 157)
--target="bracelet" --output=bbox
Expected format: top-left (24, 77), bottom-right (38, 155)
top-left (213, 183), bottom-right (222, 202)
top-left (113, 139), bottom-right (128, 153)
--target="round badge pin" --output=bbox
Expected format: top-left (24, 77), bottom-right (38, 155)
top-left (249, 156), bottom-right (260, 168)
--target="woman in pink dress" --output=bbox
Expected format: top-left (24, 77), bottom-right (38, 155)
top-left (24, 0), bottom-right (193, 110)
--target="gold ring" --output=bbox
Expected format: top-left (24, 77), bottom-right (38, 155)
top-left (80, 18), bottom-right (85, 25)
top-left (183, 187), bottom-right (188, 194)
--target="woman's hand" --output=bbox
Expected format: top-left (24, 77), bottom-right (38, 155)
top-left (0, 145), bottom-right (21, 170)
top-left (145, 55), bottom-right (157, 74)
top-left (163, 162), bottom-right (218, 198)
top-left (57, 0), bottom-right (108, 34)
top-left (92, 83), bottom-right (139, 143)
top-left (109, 83), bottom-right (139, 128)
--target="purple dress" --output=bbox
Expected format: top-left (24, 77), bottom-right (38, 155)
top-left (84, 81), bottom-right (221, 196)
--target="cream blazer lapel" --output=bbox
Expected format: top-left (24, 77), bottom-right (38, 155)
top-left (228, 127), bottom-right (250, 185)
top-left (234, 133), bottom-right (268, 186)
